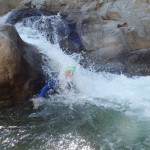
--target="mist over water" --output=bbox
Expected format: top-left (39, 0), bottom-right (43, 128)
top-left (1, 14), bottom-right (150, 150)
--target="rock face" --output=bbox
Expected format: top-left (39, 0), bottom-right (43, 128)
top-left (0, 0), bottom-right (22, 16)
top-left (0, 24), bottom-right (45, 106)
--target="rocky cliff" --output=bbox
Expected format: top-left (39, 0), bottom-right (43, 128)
top-left (0, 24), bottom-right (45, 106)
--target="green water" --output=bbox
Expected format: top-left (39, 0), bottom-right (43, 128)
top-left (0, 101), bottom-right (150, 150)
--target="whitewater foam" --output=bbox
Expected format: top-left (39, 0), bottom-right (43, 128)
top-left (13, 16), bottom-right (150, 119)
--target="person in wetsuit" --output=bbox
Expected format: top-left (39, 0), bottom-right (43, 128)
top-left (31, 66), bottom-right (76, 105)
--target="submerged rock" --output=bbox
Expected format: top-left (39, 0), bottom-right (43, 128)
top-left (59, 21), bottom-right (86, 54)
top-left (0, 24), bottom-right (47, 106)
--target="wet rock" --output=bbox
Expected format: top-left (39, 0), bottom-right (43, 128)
top-left (0, 24), bottom-right (46, 106)
top-left (59, 21), bottom-right (86, 54)
top-left (6, 8), bottom-right (51, 25)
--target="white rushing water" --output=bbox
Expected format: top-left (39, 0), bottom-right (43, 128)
top-left (13, 15), bottom-right (150, 120)
top-left (1, 13), bottom-right (150, 119)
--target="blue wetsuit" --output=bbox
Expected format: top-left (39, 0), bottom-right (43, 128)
top-left (38, 78), bottom-right (58, 97)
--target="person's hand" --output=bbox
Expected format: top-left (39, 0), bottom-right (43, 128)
top-left (30, 98), bottom-right (39, 104)
top-left (30, 98), bottom-right (43, 109)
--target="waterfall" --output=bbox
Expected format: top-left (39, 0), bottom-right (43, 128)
top-left (14, 15), bottom-right (150, 117)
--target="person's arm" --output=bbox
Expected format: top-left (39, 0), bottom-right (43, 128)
top-left (37, 79), bottom-right (57, 97)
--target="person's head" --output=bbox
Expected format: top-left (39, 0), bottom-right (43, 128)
top-left (65, 66), bottom-right (76, 78)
